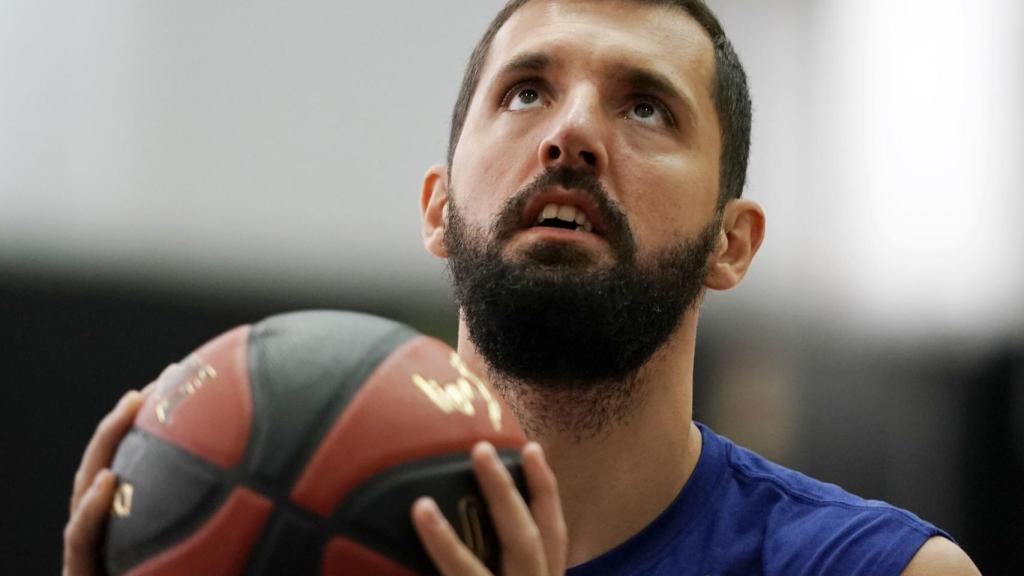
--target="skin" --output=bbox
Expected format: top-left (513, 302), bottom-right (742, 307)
top-left (65, 0), bottom-right (980, 574)
top-left (64, 390), bottom-right (145, 576)
top-left (419, 0), bottom-right (762, 569)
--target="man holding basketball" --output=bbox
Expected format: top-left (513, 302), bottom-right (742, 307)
top-left (65, 1), bottom-right (981, 574)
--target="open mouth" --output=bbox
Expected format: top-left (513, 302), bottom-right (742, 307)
top-left (520, 189), bottom-right (607, 237)
top-left (533, 203), bottom-right (595, 233)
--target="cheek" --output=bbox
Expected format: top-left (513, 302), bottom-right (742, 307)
top-left (451, 123), bottom-right (539, 226)
top-left (450, 149), bottom-right (515, 230)
top-left (618, 157), bottom-right (719, 251)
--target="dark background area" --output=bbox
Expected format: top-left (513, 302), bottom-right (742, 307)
top-left (4, 272), bottom-right (1021, 574)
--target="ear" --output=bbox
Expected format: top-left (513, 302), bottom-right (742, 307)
top-left (704, 199), bottom-right (766, 291)
top-left (421, 164), bottom-right (450, 258)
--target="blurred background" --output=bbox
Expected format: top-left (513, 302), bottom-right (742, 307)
top-left (2, 0), bottom-right (1021, 572)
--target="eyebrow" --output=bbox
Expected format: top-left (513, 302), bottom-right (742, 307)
top-left (493, 51), bottom-right (554, 80)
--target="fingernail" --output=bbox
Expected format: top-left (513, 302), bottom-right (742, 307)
top-left (525, 441), bottom-right (543, 456)
top-left (416, 497), bottom-right (443, 525)
top-left (94, 469), bottom-right (114, 488)
top-left (475, 441), bottom-right (496, 457)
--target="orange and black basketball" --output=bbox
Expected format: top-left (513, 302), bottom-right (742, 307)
top-left (103, 310), bottom-right (527, 575)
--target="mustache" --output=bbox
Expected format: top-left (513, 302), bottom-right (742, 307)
top-left (491, 166), bottom-right (635, 257)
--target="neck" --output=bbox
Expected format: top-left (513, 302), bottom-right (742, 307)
top-left (457, 312), bottom-right (703, 566)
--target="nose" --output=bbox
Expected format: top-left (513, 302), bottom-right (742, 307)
top-left (538, 87), bottom-right (608, 173)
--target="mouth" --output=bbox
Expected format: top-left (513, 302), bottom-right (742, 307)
top-left (519, 188), bottom-right (608, 237)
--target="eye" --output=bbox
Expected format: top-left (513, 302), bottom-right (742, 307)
top-left (503, 83), bottom-right (548, 111)
top-left (626, 98), bottom-right (674, 128)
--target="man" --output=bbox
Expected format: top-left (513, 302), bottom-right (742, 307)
top-left (65, 1), bottom-right (981, 574)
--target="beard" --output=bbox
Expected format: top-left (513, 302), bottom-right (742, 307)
top-left (444, 166), bottom-right (721, 404)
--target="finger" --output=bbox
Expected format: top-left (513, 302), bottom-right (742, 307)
top-left (522, 442), bottom-right (568, 575)
top-left (63, 468), bottom-right (117, 576)
top-left (71, 390), bottom-right (145, 514)
top-left (411, 497), bottom-right (490, 576)
top-left (472, 442), bottom-right (546, 574)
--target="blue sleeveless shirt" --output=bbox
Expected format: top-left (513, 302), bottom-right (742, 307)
top-left (566, 423), bottom-right (949, 576)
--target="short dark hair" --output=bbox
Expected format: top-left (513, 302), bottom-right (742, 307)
top-left (447, 0), bottom-right (752, 204)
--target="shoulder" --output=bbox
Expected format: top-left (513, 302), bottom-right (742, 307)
top-left (901, 537), bottom-right (981, 576)
top-left (706, 427), bottom-right (953, 575)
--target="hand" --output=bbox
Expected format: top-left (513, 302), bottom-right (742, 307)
top-left (412, 441), bottom-right (568, 576)
top-left (63, 385), bottom-right (152, 576)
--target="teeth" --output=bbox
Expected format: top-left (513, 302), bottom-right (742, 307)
top-left (557, 205), bottom-right (577, 222)
top-left (536, 203), bottom-right (593, 231)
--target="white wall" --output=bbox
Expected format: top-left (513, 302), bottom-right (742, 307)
top-left (712, 0), bottom-right (1023, 338)
top-left (3, 0), bottom-right (1021, 336)
top-left (1, 1), bottom-right (506, 305)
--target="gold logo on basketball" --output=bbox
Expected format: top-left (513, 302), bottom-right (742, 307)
top-left (154, 355), bottom-right (218, 425)
top-left (111, 483), bottom-right (134, 517)
top-left (412, 353), bottom-right (503, 431)
top-left (457, 494), bottom-right (490, 561)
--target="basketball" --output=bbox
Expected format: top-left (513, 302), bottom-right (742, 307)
top-left (103, 310), bottom-right (528, 575)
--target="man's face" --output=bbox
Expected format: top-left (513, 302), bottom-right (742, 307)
top-left (440, 0), bottom-right (725, 394)
top-left (449, 0), bottom-right (723, 270)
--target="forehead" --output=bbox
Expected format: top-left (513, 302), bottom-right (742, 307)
top-left (483, 0), bottom-right (716, 101)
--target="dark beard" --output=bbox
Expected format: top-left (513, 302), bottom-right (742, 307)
top-left (444, 166), bottom-right (720, 393)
